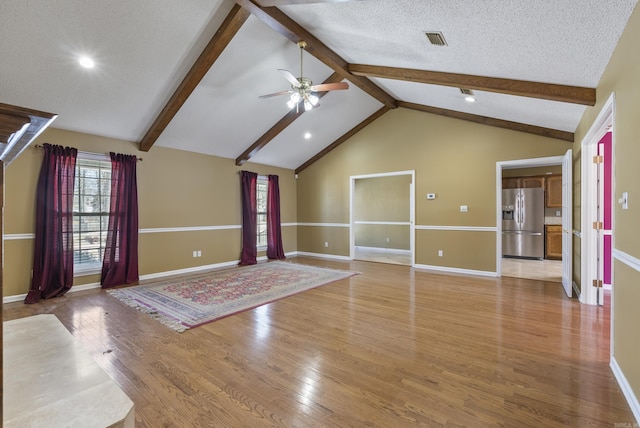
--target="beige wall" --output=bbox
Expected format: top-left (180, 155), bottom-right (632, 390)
top-left (4, 128), bottom-right (297, 297)
top-left (354, 175), bottom-right (411, 250)
top-left (354, 224), bottom-right (410, 250)
top-left (297, 107), bottom-right (571, 269)
top-left (572, 4), bottom-right (640, 407)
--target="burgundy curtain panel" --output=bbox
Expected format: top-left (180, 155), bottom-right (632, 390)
top-left (25, 144), bottom-right (78, 304)
top-left (266, 174), bottom-right (286, 260)
top-left (239, 171), bottom-right (258, 265)
top-left (101, 153), bottom-right (139, 288)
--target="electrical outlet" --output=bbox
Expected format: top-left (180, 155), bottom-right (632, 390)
top-left (460, 205), bottom-right (468, 213)
top-left (386, 237), bottom-right (390, 243)
top-left (324, 241), bottom-right (329, 248)
top-left (438, 250), bottom-right (443, 257)
top-left (197, 250), bottom-right (202, 257)
top-left (192, 250), bottom-right (197, 258)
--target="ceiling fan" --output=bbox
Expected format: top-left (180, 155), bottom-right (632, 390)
top-left (259, 41), bottom-right (349, 112)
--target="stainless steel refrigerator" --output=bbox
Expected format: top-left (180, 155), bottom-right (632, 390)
top-left (502, 188), bottom-right (544, 259)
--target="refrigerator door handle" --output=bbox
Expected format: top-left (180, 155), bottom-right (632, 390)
top-left (517, 192), bottom-right (522, 226)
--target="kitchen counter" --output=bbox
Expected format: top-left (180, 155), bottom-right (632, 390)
top-left (545, 216), bottom-right (562, 225)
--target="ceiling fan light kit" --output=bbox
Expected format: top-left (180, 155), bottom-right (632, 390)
top-left (259, 40), bottom-right (349, 112)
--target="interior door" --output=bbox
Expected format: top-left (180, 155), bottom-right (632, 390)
top-left (561, 149), bottom-right (573, 297)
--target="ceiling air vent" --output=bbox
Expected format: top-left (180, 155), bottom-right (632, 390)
top-left (425, 31), bottom-right (447, 46)
top-left (460, 88), bottom-right (474, 96)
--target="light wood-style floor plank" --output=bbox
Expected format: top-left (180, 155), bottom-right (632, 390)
top-left (3, 257), bottom-right (634, 427)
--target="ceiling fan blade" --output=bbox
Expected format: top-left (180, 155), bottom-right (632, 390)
top-left (278, 69), bottom-right (301, 87)
top-left (258, 90), bottom-right (293, 99)
top-left (310, 82), bottom-right (349, 92)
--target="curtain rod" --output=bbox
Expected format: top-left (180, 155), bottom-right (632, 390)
top-left (238, 171), bottom-right (269, 179)
top-left (33, 144), bottom-right (143, 161)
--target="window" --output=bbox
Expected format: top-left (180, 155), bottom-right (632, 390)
top-left (73, 157), bottom-right (111, 272)
top-left (256, 177), bottom-right (268, 248)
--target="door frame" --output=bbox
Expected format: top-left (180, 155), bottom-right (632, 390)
top-left (495, 156), bottom-right (567, 280)
top-left (561, 149), bottom-right (573, 298)
top-left (349, 170), bottom-right (416, 266)
top-left (581, 92), bottom-right (615, 306)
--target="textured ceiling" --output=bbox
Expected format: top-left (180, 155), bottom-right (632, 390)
top-left (281, 0), bottom-right (636, 86)
top-left (0, 0), bottom-right (638, 170)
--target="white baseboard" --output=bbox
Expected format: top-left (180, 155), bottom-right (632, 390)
top-left (354, 246), bottom-right (411, 254)
top-left (139, 260), bottom-right (239, 281)
top-left (573, 281), bottom-right (582, 301)
top-left (139, 251), bottom-right (299, 281)
top-left (4, 293), bottom-right (26, 304)
top-left (414, 263), bottom-right (497, 278)
top-left (611, 356), bottom-right (640, 424)
top-left (296, 251), bottom-right (351, 261)
top-left (3, 282), bottom-right (102, 304)
top-left (3, 251), bottom-right (300, 304)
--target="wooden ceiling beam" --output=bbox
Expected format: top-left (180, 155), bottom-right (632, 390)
top-left (256, 0), bottom-right (363, 5)
top-left (349, 64), bottom-right (596, 106)
top-left (234, 0), bottom-right (397, 109)
top-left (0, 102), bottom-right (57, 165)
top-left (0, 113), bottom-right (30, 144)
top-left (398, 101), bottom-right (574, 142)
top-left (138, 5), bottom-right (251, 152)
top-left (235, 72), bottom-right (344, 165)
top-left (295, 106), bottom-right (390, 174)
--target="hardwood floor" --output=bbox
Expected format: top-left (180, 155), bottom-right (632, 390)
top-left (3, 257), bottom-right (634, 427)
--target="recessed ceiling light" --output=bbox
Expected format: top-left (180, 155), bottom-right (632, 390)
top-left (304, 132), bottom-right (311, 140)
top-left (460, 88), bottom-right (476, 103)
top-left (78, 56), bottom-right (95, 69)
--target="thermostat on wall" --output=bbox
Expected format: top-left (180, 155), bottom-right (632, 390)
top-left (427, 193), bottom-right (436, 200)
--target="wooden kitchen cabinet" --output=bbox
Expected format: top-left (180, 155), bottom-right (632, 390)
top-left (521, 176), bottom-right (545, 188)
top-left (545, 225), bottom-right (562, 260)
top-left (546, 175), bottom-right (562, 207)
top-left (502, 177), bottom-right (520, 189)
top-left (502, 176), bottom-right (545, 189)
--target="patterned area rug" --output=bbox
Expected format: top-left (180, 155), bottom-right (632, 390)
top-left (108, 261), bottom-right (357, 332)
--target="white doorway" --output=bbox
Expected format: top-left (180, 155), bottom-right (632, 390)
top-left (349, 171), bottom-right (415, 266)
top-left (496, 155), bottom-right (572, 294)
top-left (581, 93), bottom-right (615, 306)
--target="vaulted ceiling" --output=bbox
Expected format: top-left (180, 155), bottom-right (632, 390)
top-left (1, 0), bottom-right (637, 172)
